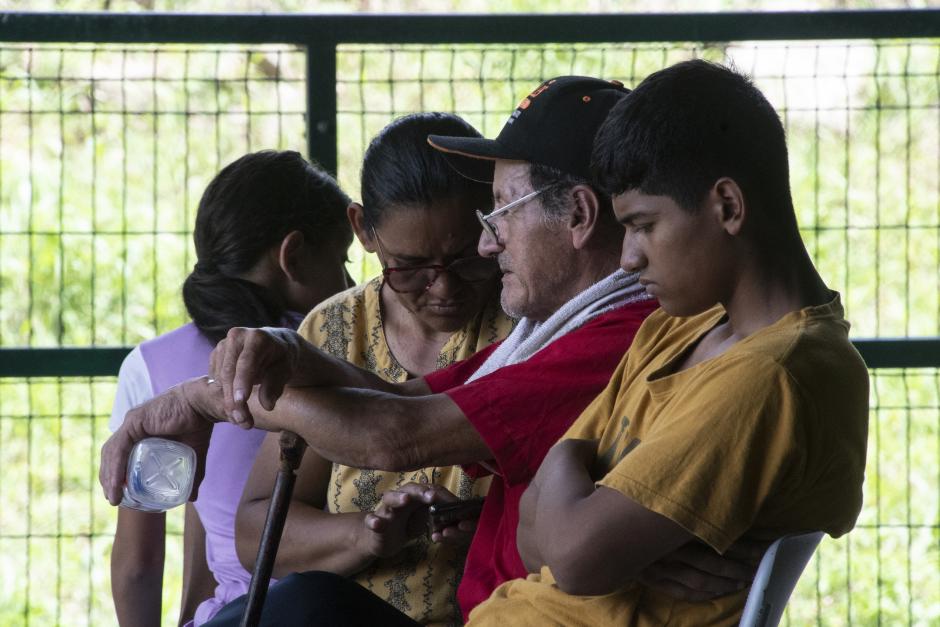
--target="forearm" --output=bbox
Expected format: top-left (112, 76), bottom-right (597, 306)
top-left (179, 504), bottom-right (215, 626)
top-left (530, 454), bottom-right (597, 577)
top-left (111, 511), bottom-right (166, 627)
top-left (112, 567), bottom-right (163, 627)
top-left (529, 444), bottom-right (693, 595)
top-left (247, 387), bottom-right (490, 471)
top-left (289, 337), bottom-right (426, 395)
top-left (236, 498), bottom-right (376, 578)
top-left (516, 483), bottom-right (543, 573)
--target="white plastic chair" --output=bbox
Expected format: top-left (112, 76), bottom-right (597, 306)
top-left (739, 531), bottom-right (824, 627)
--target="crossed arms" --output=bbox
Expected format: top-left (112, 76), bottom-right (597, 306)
top-left (516, 438), bottom-right (757, 596)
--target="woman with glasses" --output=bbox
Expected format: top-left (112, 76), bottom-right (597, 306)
top-left (231, 113), bottom-right (513, 626)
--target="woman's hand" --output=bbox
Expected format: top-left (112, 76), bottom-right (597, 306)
top-left (423, 486), bottom-right (479, 547)
top-left (359, 483), bottom-right (474, 558)
top-left (360, 484), bottom-right (434, 559)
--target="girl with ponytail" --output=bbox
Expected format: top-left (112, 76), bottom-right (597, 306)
top-left (108, 150), bottom-right (352, 626)
top-left (183, 150), bottom-right (352, 341)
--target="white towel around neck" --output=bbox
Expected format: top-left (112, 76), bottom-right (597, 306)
top-left (466, 269), bottom-right (651, 383)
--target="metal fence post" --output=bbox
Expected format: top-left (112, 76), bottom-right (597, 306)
top-left (306, 39), bottom-right (338, 177)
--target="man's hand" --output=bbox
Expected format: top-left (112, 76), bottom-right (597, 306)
top-left (638, 538), bottom-right (767, 601)
top-left (99, 378), bottom-right (220, 506)
top-left (209, 326), bottom-right (305, 426)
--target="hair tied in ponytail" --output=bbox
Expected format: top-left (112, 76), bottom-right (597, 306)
top-left (194, 260), bottom-right (218, 275)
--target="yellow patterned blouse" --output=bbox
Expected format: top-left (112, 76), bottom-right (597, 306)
top-left (298, 276), bottom-right (514, 626)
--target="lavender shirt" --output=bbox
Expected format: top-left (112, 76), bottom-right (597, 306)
top-left (111, 317), bottom-right (302, 625)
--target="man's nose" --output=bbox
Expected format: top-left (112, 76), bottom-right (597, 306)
top-left (478, 228), bottom-right (503, 258)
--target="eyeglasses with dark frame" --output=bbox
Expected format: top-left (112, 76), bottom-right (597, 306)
top-left (475, 186), bottom-right (551, 243)
top-left (371, 228), bottom-right (499, 293)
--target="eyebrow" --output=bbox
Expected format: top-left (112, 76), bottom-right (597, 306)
top-left (388, 253), bottom-right (431, 263)
top-left (617, 210), bottom-right (655, 226)
top-left (493, 184), bottom-right (525, 204)
top-left (385, 240), bottom-right (480, 265)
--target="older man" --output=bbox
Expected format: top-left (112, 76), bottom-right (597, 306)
top-left (102, 77), bottom-right (752, 626)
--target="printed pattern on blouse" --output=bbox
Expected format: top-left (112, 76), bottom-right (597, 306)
top-left (299, 276), bottom-right (513, 627)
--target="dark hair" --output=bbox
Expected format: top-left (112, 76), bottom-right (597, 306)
top-left (528, 162), bottom-right (613, 223)
top-left (183, 150), bottom-right (351, 343)
top-left (592, 60), bottom-right (797, 234)
top-left (359, 112), bottom-right (492, 229)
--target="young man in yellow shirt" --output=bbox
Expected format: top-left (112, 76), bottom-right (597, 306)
top-left (467, 59), bottom-right (870, 626)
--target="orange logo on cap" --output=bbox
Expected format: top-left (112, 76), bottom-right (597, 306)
top-left (507, 79), bottom-right (556, 126)
top-left (528, 80), bottom-right (554, 100)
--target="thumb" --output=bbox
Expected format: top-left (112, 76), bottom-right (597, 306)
top-left (258, 378), bottom-right (286, 412)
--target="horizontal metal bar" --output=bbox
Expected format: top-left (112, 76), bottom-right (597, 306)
top-left (0, 347), bottom-right (130, 377)
top-left (853, 338), bottom-right (940, 370)
top-left (0, 339), bottom-right (937, 377)
top-left (0, 11), bottom-right (937, 45)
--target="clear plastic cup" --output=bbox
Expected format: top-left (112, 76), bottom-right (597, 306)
top-left (120, 437), bottom-right (196, 513)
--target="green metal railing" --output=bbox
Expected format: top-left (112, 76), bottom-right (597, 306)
top-left (0, 10), bottom-right (937, 626)
top-left (0, 10), bottom-right (938, 370)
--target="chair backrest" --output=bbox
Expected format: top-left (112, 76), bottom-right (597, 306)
top-left (738, 531), bottom-right (824, 627)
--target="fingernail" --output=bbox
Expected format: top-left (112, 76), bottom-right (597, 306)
top-left (234, 389), bottom-right (245, 403)
top-left (232, 409), bottom-right (244, 424)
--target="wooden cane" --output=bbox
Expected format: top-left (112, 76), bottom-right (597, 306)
top-left (239, 430), bottom-right (307, 627)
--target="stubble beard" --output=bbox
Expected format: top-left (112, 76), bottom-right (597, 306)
top-left (500, 288), bottom-right (526, 320)
top-left (497, 251), bottom-right (528, 319)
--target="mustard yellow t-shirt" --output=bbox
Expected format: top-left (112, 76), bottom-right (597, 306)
top-left (299, 276), bottom-right (514, 626)
top-left (469, 294), bottom-right (869, 627)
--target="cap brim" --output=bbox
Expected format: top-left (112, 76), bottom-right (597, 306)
top-left (428, 135), bottom-right (526, 184)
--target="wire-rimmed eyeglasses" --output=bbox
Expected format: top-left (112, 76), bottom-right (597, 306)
top-left (475, 186), bottom-right (551, 243)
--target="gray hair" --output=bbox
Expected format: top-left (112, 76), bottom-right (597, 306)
top-left (527, 162), bottom-right (611, 224)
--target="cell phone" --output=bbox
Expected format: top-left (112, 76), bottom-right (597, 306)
top-left (427, 497), bottom-right (485, 533)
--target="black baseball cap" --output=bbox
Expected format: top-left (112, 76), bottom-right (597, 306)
top-left (428, 76), bottom-right (629, 183)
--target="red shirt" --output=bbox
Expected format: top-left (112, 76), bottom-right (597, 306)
top-left (424, 299), bottom-right (658, 620)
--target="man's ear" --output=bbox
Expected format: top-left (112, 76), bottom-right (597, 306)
top-left (710, 178), bottom-right (746, 236)
top-left (567, 184), bottom-right (603, 250)
top-left (277, 229), bottom-right (307, 283)
top-left (347, 202), bottom-right (377, 253)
